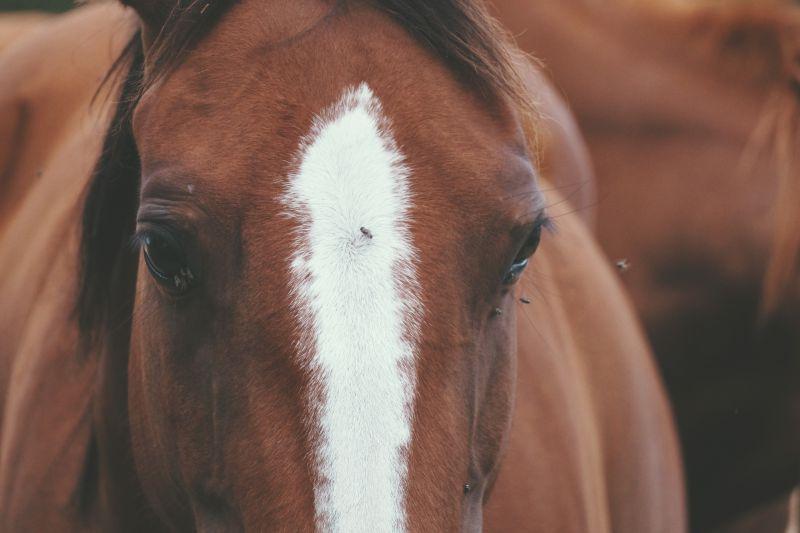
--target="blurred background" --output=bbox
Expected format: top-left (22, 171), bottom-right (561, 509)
top-left (0, 0), bottom-right (71, 12)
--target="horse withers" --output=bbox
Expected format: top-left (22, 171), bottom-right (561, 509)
top-left (0, 1), bottom-right (684, 530)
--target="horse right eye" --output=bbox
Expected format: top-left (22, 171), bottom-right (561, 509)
top-left (142, 232), bottom-right (196, 294)
top-left (502, 222), bottom-right (544, 285)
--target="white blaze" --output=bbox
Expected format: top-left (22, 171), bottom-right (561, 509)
top-left (282, 84), bottom-right (422, 532)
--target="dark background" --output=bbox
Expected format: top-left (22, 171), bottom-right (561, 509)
top-left (0, 0), bottom-right (72, 12)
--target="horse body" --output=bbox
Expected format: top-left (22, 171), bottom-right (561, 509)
top-left (491, 0), bottom-right (800, 529)
top-left (0, 2), bottom-right (683, 531)
top-left (487, 191), bottom-right (684, 532)
top-left (0, 6), bottom-right (138, 530)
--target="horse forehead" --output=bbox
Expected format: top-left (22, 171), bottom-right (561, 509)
top-left (134, 0), bottom-right (529, 225)
top-left (184, 0), bottom-right (509, 135)
top-left (135, 0), bottom-right (520, 171)
top-left (137, 84), bottom-right (512, 220)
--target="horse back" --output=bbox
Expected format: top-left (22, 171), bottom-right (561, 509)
top-left (0, 12), bottom-right (51, 55)
top-left (0, 5), bottom-right (131, 530)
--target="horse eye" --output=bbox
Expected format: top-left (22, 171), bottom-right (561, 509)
top-left (142, 232), bottom-right (196, 293)
top-left (503, 224), bottom-right (543, 285)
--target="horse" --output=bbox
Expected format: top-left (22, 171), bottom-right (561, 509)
top-left (0, 11), bottom-right (51, 54)
top-left (0, 1), bottom-right (685, 530)
top-left (490, 0), bottom-right (800, 530)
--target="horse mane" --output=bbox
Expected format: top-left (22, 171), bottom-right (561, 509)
top-left (76, 35), bottom-right (143, 347)
top-left (76, 0), bottom-right (539, 344)
top-left (613, 0), bottom-right (800, 320)
top-left (682, 3), bottom-right (800, 320)
top-left (758, 89), bottom-right (800, 321)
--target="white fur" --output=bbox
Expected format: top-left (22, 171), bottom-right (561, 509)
top-left (282, 84), bottom-right (422, 532)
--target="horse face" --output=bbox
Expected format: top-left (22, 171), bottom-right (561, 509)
top-left (126, 1), bottom-right (545, 529)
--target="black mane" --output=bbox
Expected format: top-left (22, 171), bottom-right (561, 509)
top-left (77, 35), bottom-right (144, 346)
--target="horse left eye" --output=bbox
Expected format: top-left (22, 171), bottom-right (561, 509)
top-left (142, 232), bottom-right (196, 294)
top-left (503, 224), bottom-right (543, 285)
top-left (503, 258), bottom-right (529, 285)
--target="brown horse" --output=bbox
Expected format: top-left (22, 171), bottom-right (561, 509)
top-left (491, 0), bottom-right (800, 530)
top-left (0, 1), bottom-right (683, 530)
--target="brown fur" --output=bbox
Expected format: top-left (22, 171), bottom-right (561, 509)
top-left (492, 0), bottom-right (800, 529)
top-left (0, 2), bottom-right (683, 530)
top-left (0, 11), bottom-right (50, 55)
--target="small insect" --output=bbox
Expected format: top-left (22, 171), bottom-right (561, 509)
top-left (615, 258), bottom-right (630, 272)
top-left (360, 226), bottom-right (373, 239)
top-left (463, 483), bottom-right (472, 495)
top-left (491, 307), bottom-right (503, 317)
top-left (519, 297), bottom-right (531, 304)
